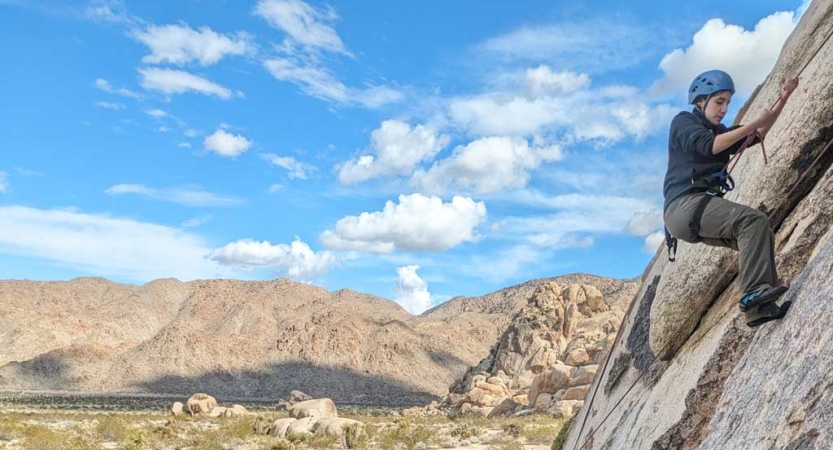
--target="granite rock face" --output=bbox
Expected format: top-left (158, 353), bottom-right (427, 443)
top-left (564, 1), bottom-right (833, 448)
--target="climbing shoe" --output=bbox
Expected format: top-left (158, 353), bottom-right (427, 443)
top-left (746, 300), bottom-right (792, 328)
top-left (739, 285), bottom-right (788, 312)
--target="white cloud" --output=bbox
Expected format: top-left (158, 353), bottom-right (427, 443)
top-left (96, 101), bottom-right (125, 110)
top-left (263, 58), bottom-right (402, 108)
top-left (181, 215), bottom-right (213, 227)
top-left (644, 231), bottom-right (666, 253)
top-left (204, 129), bottom-right (253, 157)
top-left (525, 65), bottom-right (591, 97)
top-left (131, 24), bottom-right (254, 66)
top-left (207, 237), bottom-right (337, 280)
top-left (94, 78), bottom-right (143, 100)
top-left (0, 205), bottom-right (235, 281)
top-left (158, 126), bottom-right (171, 133)
top-left (146, 108), bottom-right (168, 118)
top-left (447, 81), bottom-right (676, 141)
top-left (268, 183), bottom-right (283, 193)
top-left (338, 120), bottom-right (450, 184)
top-left (84, 0), bottom-right (140, 26)
top-left (497, 191), bottom-right (659, 247)
top-left (625, 210), bottom-right (664, 236)
top-left (254, 0), bottom-right (350, 55)
top-left (478, 19), bottom-right (658, 73)
top-left (650, 11), bottom-right (799, 98)
top-left (411, 136), bottom-right (563, 195)
top-left (320, 194), bottom-right (487, 253)
top-left (139, 68), bottom-right (236, 99)
top-left (0, 172), bottom-right (7, 193)
top-left (178, 142), bottom-right (192, 148)
top-left (105, 183), bottom-right (243, 207)
top-left (393, 265), bottom-right (433, 315)
top-left (184, 129), bottom-right (200, 137)
top-left (263, 154), bottom-right (316, 179)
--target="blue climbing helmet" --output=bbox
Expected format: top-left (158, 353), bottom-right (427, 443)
top-left (688, 70), bottom-right (735, 104)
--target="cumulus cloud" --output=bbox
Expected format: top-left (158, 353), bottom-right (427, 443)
top-left (139, 68), bottom-right (237, 99)
top-left (263, 58), bottom-right (402, 108)
top-left (320, 194), bottom-right (487, 253)
top-left (0, 205), bottom-right (235, 281)
top-left (254, 0), bottom-right (350, 55)
top-left (338, 120), bottom-right (450, 184)
top-left (393, 265), bottom-right (433, 314)
top-left (448, 79), bottom-right (676, 141)
top-left (411, 136), bottom-right (564, 195)
top-left (204, 129), bottom-right (253, 157)
top-left (525, 66), bottom-right (591, 97)
top-left (644, 231), bottom-right (666, 253)
top-left (262, 154), bottom-right (317, 179)
top-left (131, 24), bottom-right (254, 66)
top-left (207, 238), bottom-right (337, 280)
top-left (178, 142), bottom-right (192, 148)
top-left (105, 184), bottom-right (243, 207)
top-left (94, 78), bottom-right (143, 100)
top-left (650, 11), bottom-right (799, 98)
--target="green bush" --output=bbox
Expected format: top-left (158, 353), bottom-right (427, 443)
top-left (378, 421), bottom-right (438, 450)
top-left (120, 430), bottom-right (147, 450)
top-left (551, 416), bottom-right (575, 450)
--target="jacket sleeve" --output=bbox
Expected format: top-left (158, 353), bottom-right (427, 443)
top-left (672, 113), bottom-right (715, 157)
top-left (723, 125), bottom-right (761, 155)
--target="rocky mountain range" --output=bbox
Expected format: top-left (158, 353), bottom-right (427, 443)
top-left (0, 273), bottom-right (638, 406)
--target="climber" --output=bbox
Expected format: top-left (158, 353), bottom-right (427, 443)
top-left (662, 69), bottom-right (798, 327)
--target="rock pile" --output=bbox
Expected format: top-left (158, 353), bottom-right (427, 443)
top-left (269, 397), bottom-right (364, 447)
top-left (276, 389), bottom-right (313, 410)
top-left (411, 282), bottom-right (623, 419)
top-left (170, 393), bottom-right (253, 418)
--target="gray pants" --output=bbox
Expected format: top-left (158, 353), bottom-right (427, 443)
top-left (664, 193), bottom-right (778, 297)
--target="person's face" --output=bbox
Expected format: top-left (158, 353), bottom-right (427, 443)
top-left (699, 91), bottom-right (732, 125)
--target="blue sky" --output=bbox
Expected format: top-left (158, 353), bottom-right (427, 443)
top-left (0, 0), bottom-right (810, 313)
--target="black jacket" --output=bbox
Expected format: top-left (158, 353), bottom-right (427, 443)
top-left (663, 108), bottom-right (757, 211)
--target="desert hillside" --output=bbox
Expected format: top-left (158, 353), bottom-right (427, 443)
top-left (0, 274), bottom-right (638, 405)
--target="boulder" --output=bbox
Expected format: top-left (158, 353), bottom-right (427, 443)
top-left (222, 404), bottom-right (251, 417)
top-left (534, 393), bottom-right (553, 413)
top-left (286, 417), bottom-right (317, 436)
top-left (208, 406), bottom-right (227, 418)
top-left (529, 364), bottom-right (573, 403)
top-left (170, 402), bottom-right (184, 416)
top-left (313, 418), bottom-right (364, 440)
top-left (269, 418), bottom-right (297, 439)
top-left (563, 386), bottom-right (589, 401)
top-left (289, 398), bottom-right (338, 420)
top-left (565, 348), bottom-right (590, 366)
top-left (569, 365), bottom-right (598, 387)
top-left (487, 398), bottom-right (519, 418)
top-left (186, 393), bottom-right (217, 416)
top-left (583, 285), bottom-right (608, 313)
top-left (548, 400), bottom-right (583, 419)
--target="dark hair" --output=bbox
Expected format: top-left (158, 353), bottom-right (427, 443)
top-left (694, 89), bottom-right (732, 108)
